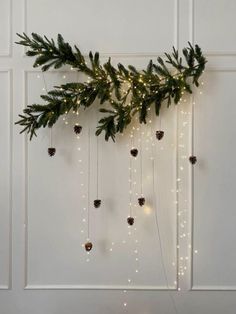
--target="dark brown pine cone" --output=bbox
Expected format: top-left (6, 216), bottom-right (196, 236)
top-left (48, 147), bottom-right (56, 157)
top-left (94, 199), bottom-right (101, 208)
top-left (85, 242), bottom-right (93, 252)
top-left (74, 124), bottom-right (82, 135)
top-left (156, 130), bottom-right (164, 140)
top-left (130, 148), bottom-right (138, 157)
top-left (138, 197), bottom-right (145, 206)
top-left (127, 217), bottom-right (134, 226)
top-left (189, 155), bottom-right (197, 165)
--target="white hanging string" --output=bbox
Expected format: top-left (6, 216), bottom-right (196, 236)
top-left (87, 127), bottom-right (91, 241)
top-left (96, 126), bottom-right (99, 199)
top-left (41, 72), bottom-right (54, 147)
top-left (49, 127), bottom-right (53, 147)
top-left (41, 72), bottom-right (48, 92)
top-left (140, 129), bottom-right (143, 197)
top-left (129, 134), bottom-right (133, 217)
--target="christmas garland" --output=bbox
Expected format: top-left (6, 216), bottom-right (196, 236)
top-left (15, 33), bottom-right (207, 141)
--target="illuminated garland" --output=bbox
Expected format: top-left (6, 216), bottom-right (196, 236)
top-left (15, 33), bottom-right (206, 141)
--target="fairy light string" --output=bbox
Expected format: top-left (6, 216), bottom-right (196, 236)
top-left (38, 69), bottom-right (204, 311)
top-left (150, 111), bottom-right (179, 314)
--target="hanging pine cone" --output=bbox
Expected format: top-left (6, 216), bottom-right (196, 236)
top-left (74, 124), bottom-right (82, 135)
top-left (48, 147), bottom-right (56, 157)
top-left (94, 199), bottom-right (101, 208)
top-left (127, 217), bottom-right (134, 226)
top-left (138, 197), bottom-right (145, 206)
top-left (85, 241), bottom-right (93, 252)
top-left (130, 148), bottom-right (138, 157)
top-left (156, 130), bottom-right (164, 140)
top-left (189, 155), bottom-right (197, 165)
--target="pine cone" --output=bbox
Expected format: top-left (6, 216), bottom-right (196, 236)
top-left (74, 124), bottom-right (82, 135)
top-left (127, 217), bottom-right (134, 226)
top-left (48, 147), bottom-right (56, 157)
top-left (156, 130), bottom-right (164, 140)
top-left (130, 148), bottom-right (138, 157)
top-left (85, 242), bottom-right (93, 252)
top-left (138, 197), bottom-right (145, 206)
top-left (189, 155), bottom-right (197, 165)
top-left (94, 199), bottom-right (101, 208)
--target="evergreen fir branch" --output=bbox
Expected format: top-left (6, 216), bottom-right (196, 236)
top-left (15, 33), bottom-right (207, 141)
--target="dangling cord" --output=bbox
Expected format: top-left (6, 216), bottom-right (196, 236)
top-left (42, 72), bottom-right (48, 93)
top-left (83, 128), bottom-right (92, 258)
top-left (96, 134), bottom-right (99, 200)
top-left (151, 122), bottom-right (179, 314)
top-left (50, 127), bottom-right (53, 147)
top-left (129, 134), bottom-right (133, 218)
top-left (93, 111), bottom-right (101, 209)
top-left (140, 130), bottom-right (143, 198)
top-left (87, 127), bottom-right (91, 243)
top-left (41, 72), bottom-right (56, 155)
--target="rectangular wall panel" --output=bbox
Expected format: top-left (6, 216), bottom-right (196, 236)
top-left (193, 0), bottom-right (236, 54)
top-left (192, 70), bottom-right (236, 289)
top-left (25, 0), bottom-right (178, 54)
top-left (24, 71), bottom-right (177, 289)
top-left (0, 71), bottom-right (11, 289)
top-left (0, 0), bottom-right (11, 56)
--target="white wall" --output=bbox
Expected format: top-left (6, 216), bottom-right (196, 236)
top-left (1, 0), bottom-right (236, 313)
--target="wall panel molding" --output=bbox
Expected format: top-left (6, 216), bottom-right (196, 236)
top-left (191, 0), bottom-right (236, 56)
top-left (0, 69), bottom-right (13, 290)
top-left (0, 0), bottom-right (12, 57)
top-left (23, 0), bottom-right (179, 57)
top-left (190, 68), bottom-right (236, 291)
top-left (23, 70), bottom-right (179, 291)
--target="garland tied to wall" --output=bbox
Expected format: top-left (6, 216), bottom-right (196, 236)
top-left (15, 33), bottom-right (206, 141)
